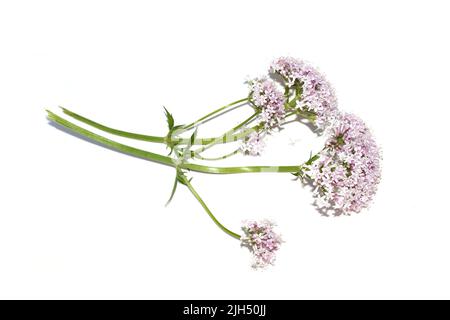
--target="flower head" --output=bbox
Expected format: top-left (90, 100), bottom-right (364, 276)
top-left (271, 57), bottom-right (338, 130)
top-left (241, 220), bottom-right (282, 268)
top-left (248, 78), bottom-right (286, 130)
top-left (305, 113), bottom-right (381, 214)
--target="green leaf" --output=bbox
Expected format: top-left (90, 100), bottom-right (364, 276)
top-left (163, 106), bottom-right (174, 130)
top-left (305, 153), bottom-right (320, 166)
top-left (179, 128), bottom-right (198, 160)
top-left (165, 172), bottom-right (179, 206)
top-left (190, 128), bottom-right (198, 146)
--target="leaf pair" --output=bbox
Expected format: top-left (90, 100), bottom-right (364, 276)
top-left (165, 168), bottom-right (194, 207)
top-left (164, 107), bottom-right (185, 155)
top-left (163, 107), bottom-right (197, 206)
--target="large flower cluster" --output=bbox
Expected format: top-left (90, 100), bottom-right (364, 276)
top-left (305, 113), bottom-right (381, 214)
top-left (241, 220), bottom-right (282, 269)
top-left (271, 57), bottom-right (338, 130)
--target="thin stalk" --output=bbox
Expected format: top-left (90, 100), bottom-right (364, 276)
top-left (47, 111), bottom-right (300, 174)
top-left (181, 176), bottom-right (241, 239)
top-left (61, 107), bottom-right (247, 146)
top-left (194, 112), bottom-right (260, 155)
top-left (184, 163), bottom-right (298, 174)
top-left (61, 107), bottom-right (166, 143)
top-left (61, 100), bottom-right (315, 150)
top-left (284, 110), bottom-right (297, 118)
top-left (182, 97), bottom-right (248, 131)
top-left (193, 148), bottom-right (240, 161)
top-left (296, 109), bottom-right (317, 122)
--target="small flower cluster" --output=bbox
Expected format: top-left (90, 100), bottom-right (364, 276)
top-left (305, 113), bottom-right (381, 214)
top-left (241, 220), bottom-right (283, 269)
top-left (242, 58), bottom-right (339, 156)
top-left (271, 57), bottom-right (338, 130)
top-left (240, 131), bottom-right (265, 156)
top-left (241, 77), bottom-right (286, 156)
top-left (249, 77), bottom-right (286, 129)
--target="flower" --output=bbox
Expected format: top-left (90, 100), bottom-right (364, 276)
top-left (241, 220), bottom-right (283, 268)
top-left (305, 113), bottom-right (382, 214)
top-left (240, 131), bottom-right (265, 156)
top-left (298, 64), bottom-right (338, 130)
top-left (270, 56), bottom-right (305, 87)
top-left (271, 57), bottom-right (338, 130)
top-left (248, 78), bottom-right (286, 130)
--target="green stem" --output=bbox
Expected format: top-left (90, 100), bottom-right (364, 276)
top-left (181, 176), bottom-right (241, 239)
top-left (284, 110), bottom-right (297, 118)
top-left (185, 163), bottom-right (298, 174)
top-left (61, 98), bottom-right (316, 151)
top-left (182, 97), bottom-right (248, 131)
top-left (284, 86), bottom-right (290, 102)
top-left (194, 112), bottom-right (260, 154)
top-left (193, 148), bottom-right (240, 161)
top-left (296, 109), bottom-right (317, 122)
top-left (61, 106), bottom-right (247, 146)
top-left (47, 110), bottom-right (300, 174)
top-left (61, 107), bottom-right (166, 143)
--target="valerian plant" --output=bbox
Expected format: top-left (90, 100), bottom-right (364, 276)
top-left (46, 57), bottom-right (381, 269)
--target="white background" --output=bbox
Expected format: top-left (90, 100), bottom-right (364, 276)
top-left (0, 0), bottom-right (449, 299)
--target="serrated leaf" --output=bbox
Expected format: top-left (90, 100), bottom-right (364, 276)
top-left (163, 106), bottom-right (174, 130)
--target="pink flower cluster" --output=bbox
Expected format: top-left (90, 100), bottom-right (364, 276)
top-left (249, 78), bottom-right (286, 129)
top-left (240, 131), bottom-right (265, 156)
top-left (306, 113), bottom-right (381, 214)
top-left (270, 56), bottom-right (305, 87)
top-left (271, 57), bottom-right (338, 130)
top-left (241, 220), bottom-right (282, 269)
